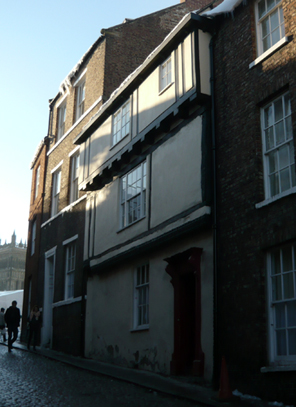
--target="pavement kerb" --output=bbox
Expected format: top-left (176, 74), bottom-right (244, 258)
top-left (1, 341), bottom-right (267, 407)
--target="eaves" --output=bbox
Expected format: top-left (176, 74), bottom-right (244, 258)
top-left (74, 13), bottom-right (215, 146)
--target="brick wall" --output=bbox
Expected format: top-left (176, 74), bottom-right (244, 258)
top-left (214, 0), bottom-right (296, 402)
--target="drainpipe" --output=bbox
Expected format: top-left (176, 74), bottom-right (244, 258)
top-left (210, 32), bottom-right (219, 387)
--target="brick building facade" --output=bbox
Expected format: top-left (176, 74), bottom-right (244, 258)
top-left (206, 0), bottom-right (296, 402)
top-left (21, 140), bottom-right (49, 341)
top-left (23, 0), bottom-right (296, 402)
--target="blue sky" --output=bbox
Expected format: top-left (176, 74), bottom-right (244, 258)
top-left (0, 0), bottom-right (177, 245)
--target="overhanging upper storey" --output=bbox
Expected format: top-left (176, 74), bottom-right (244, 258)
top-left (74, 13), bottom-right (215, 192)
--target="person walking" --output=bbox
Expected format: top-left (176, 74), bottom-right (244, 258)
top-left (27, 305), bottom-right (41, 351)
top-left (0, 308), bottom-right (6, 342)
top-left (5, 301), bottom-right (20, 352)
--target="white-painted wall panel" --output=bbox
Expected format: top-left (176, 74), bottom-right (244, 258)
top-left (199, 30), bottom-right (211, 96)
top-left (150, 115), bottom-right (203, 228)
top-left (138, 53), bottom-right (176, 133)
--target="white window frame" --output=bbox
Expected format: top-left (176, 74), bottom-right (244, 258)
top-left (261, 93), bottom-right (295, 199)
top-left (112, 99), bottom-right (130, 146)
top-left (34, 165), bottom-right (40, 200)
top-left (120, 161), bottom-right (147, 229)
top-left (255, 0), bottom-right (285, 56)
top-left (159, 56), bottom-right (172, 93)
top-left (63, 236), bottom-right (77, 299)
top-left (31, 220), bottom-right (36, 256)
top-left (267, 244), bottom-right (296, 364)
top-left (76, 81), bottom-right (85, 121)
top-left (51, 168), bottom-right (61, 217)
top-left (133, 263), bottom-right (149, 330)
top-left (69, 153), bottom-right (80, 204)
top-left (57, 102), bottom-right (67, 141)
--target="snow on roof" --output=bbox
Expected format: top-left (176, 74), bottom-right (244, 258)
top-left (202, 0), bottom-right (244, 17)
top-left (30, 139), bottom-right (45, 169)
top-left (59, 41), bottom-right (100, 95)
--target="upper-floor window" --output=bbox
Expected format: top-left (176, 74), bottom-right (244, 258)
top-left (160, 56), bottom-right (172, 92)
top-left (34, 166), bottom-right (40, 200)
top-left (267, 244), bottom-right (296, 362)
top-left (31, 220), bottom-right (36, 256)
top-left (69, 153), bottom-right (80, 204)
top-left (51, 168), bottom-right (61, 217)
top-left (65, 241), bottom-right (76, 299)
top-left (120, 161), bottom-right (146, 228)
top-left (76, 81), bottom-right (85, 121)
top-left (57, 102), bottom-right (66, 141)
top-left (256, 0), bottom-right (285, 55)
top-left (261, 93), bottom-right (295, 199)
top-left (112, 100), bottom-right (130, 146)
top-left (133, 263), bottom-right (149, 329)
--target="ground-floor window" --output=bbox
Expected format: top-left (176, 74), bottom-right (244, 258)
top-left (267, 244), bottom-right (296, 363)
top-left (133, 263), bottom-right (149, 329)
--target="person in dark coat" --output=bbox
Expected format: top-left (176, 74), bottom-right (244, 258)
top-left (5, 301), bottom-right (21, 352)
top-left (27, 305), bottom-right (41, 351)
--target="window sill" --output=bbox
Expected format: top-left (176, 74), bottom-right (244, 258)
top-left (255, 187), bottom-right (296, 209)
top-left (52, 296), bottom-right (83, 308)
top-left (158, 81), bottom-right (174, 96)
top-left (130, 325), bottom-right (149, 333)
top-left (117, 215), bottom-right (146, 233)
top-left (110, 132), bottom-right (129, 151)
top-left (249, 36), bottom-right (290, 69)
top-left (261, 364), bottom-right (296, 373)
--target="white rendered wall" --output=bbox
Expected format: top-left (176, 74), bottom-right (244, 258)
top-left (84, 232), bottom-right (213, 380)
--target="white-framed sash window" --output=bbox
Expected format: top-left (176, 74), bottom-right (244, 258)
top-left (133, 263), bottom-right (149, 329)
top-left (65, 242), bottom-right (76, 299)
top-left (267, 244), bottom-right (296, 363)
top-left (261, 93), bottom-right (295, 199)
top-left (69, 153), bottom-right (80, 204)
top-left (112, 99), bottom-right (130, 146)
top-left (31, 220), bottom-right (36, 256)
top-left (159, 56), bottom-right (172, 92)
top-left (256, 0), bottom-right (285, 56)
top-left (120, 161), bottom-right (146, 228)
top-left (76, 81), bottom-right (85, 121)
top-left (57, 102), bottom-right (67, 141)
top-left (34, 165), bottom-right (40, 200)
top-left (51, 169), bottom-right (61, 217)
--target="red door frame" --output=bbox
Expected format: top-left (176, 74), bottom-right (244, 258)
top-left (165, 247), bottom-right (204, 376)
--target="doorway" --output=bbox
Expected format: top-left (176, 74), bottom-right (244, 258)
top-left (165, 247), bottom-right (204, 376)
top-left (42, 248), bottom-right (56, 347)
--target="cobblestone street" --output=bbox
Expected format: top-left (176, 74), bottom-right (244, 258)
top-left (0, 344), bottom-right (202, 407)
